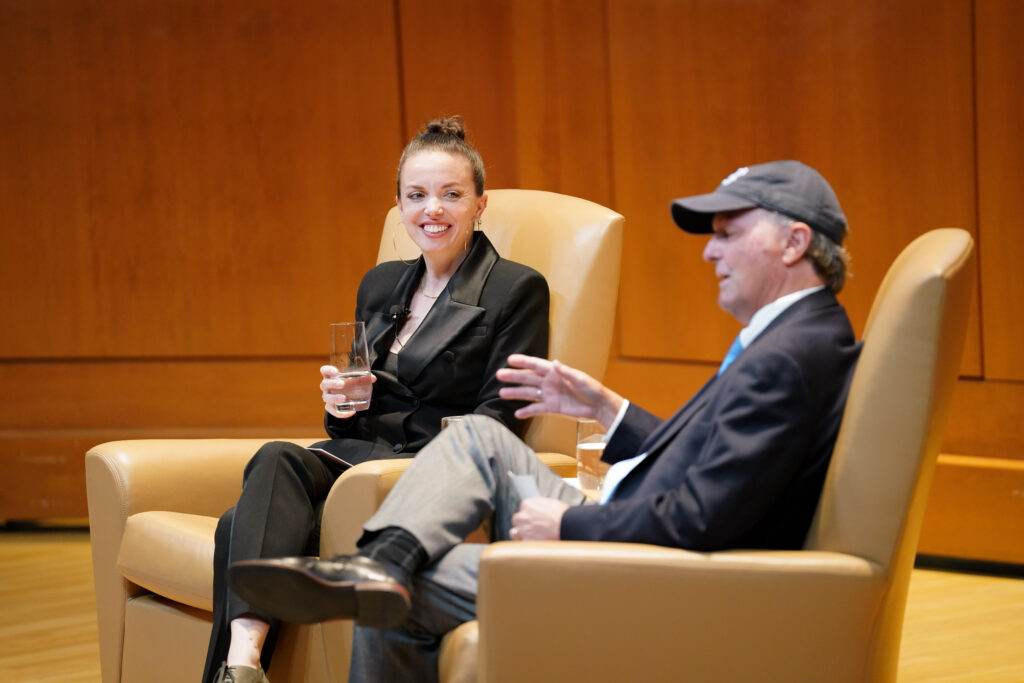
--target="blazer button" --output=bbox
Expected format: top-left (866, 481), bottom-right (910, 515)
top-left (392, 443), bottom-right (404, 453)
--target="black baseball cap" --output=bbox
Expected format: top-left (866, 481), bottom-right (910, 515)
top-left (670, 160), bottom-right (847, 244)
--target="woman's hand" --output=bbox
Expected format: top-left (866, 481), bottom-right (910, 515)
top-left (320, 365), bottom-right (376, 419)
top-left (496, 354), bottom-right (624, 428)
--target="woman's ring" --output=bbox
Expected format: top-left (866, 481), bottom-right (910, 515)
top-left (536, 388), bottom-right (543, 400)
top-left (510, 527), bottom-right (519, 539)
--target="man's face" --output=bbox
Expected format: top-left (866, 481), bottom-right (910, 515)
top-left (702, 208), bottom-right (789, 324)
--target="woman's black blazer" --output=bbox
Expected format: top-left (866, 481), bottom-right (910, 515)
top-left (318, 232), bottom-right (549, 464)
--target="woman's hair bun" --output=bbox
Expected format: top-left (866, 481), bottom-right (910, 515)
top-left (397, 114), bottom-right (485, 196)
top-left (423, 115), bottom-right (467, 140)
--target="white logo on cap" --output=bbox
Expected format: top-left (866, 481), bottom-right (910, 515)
top-left (721, 166), bottom-right (749, 186)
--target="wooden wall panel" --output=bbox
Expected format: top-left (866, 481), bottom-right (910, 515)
top-left (507, 0), bottom-right (615, 207)
top-left (918, 455), bottom-right (1024, 565)
top-left (914, 0), bottom-right (1024, 565)
top-left (945, 380), bottom-right (1024, 461)
top-left (604, 358), bottom-right (714, 420)
top-left (0, 0), bottom-right (402, 359)
top-left (0, 0), bottom-right (404, 518)
top-left (0, 358), bottom-right (325, 518)
top-left (396, 0), bottom-right (613, 206)
top-left (0, 360), bottom-right (324, 431)
top-left (976, 0), bottom-right (1024, 381)
top-left (395, 0), bottom-right (517, 190)
top-left (606, 0), bottom-right (979, 371)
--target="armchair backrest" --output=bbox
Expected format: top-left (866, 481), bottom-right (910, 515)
top-left (804, 228), bottom-right (975, 679)
top-left (379, 189), bottom-right (624, 454)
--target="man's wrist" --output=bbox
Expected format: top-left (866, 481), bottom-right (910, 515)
top-left (597, 390), bottom-right (626, 430)
top-left (600, 396), bottom-right (630, 439)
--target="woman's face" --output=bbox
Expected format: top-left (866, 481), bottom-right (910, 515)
top-left (396, 150), bottom-right (487, 268)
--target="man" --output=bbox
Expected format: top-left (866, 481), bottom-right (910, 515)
top-left (229, 160), bottom-right (861, 682)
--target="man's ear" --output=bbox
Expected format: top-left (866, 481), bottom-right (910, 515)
top-left (782, 222), bottom-right (813, 266)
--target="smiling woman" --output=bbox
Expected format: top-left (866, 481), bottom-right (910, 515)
top-left (201, 116), bottom-right (550, 683)
top-left (390, 121), bottom-right (491, 350)
top-left (397, 151), bottom-right (483, 277)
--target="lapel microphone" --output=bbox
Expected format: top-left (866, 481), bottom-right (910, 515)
top-left (389, 305), bottom-right (410, 324)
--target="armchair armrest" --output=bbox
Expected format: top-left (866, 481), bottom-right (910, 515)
top-left (86, 439), bottom-right (322, 519)
top-left (536, 452), bottom-right (576, 477)
top-left (319, 458), bottom-right (415, 556)
top-left (474, 542), bottom-right (888, 682)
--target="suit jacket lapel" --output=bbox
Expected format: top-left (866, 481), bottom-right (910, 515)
top-left (636, 377), bottom-right (717, 457)
top-left (397, 233), bottom-right (498, 383)
top-left (365, 260), bottom-right (423, 367)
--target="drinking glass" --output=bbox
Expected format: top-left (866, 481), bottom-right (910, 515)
top-left (329, 322), bottom-right (372, 411)
top-left (576, 419), bottom-right (610, 494)
top-left (441, 415), bottom-right (465, 430)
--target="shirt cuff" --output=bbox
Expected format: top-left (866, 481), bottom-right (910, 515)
top-left (603, 399), bottom-right (631, 442)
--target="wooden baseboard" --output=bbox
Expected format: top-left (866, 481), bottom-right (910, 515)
top-left (918, 454), bottom-right (1024, 565)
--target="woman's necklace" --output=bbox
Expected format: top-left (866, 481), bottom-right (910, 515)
top-left (417, 276), bottom-right (450, 300)
top-left (391, 277), bottom-right (447, 351)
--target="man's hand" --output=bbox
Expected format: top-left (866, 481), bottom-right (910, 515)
top-left (510, 497), bottom-right (571, 541)
top-left (496, 354), bottom-right (624, 428)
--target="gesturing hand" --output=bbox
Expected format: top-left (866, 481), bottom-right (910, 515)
top-left (496, 354), bottom-right (623, 428)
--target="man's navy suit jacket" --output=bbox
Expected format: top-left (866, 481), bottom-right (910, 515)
top-left (561, 289), bottom-right (861, 551)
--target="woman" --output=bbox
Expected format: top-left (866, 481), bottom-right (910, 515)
top-left (205, 116), bottom-right (549, 683)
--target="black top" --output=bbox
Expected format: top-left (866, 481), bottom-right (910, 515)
top-left (314, 232), bottom-right (549, 467)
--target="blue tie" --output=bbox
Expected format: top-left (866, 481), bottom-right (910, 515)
top-left (717, 335), bottom-right (744, 376)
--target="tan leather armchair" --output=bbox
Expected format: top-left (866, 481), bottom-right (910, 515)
top-left (85, 189), bottom-right (624, 682)
top-left (329, 229), bottom-right (976, 683)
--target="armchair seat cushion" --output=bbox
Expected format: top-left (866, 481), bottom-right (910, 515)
top-left (118, 511), bottom-right (218, 610)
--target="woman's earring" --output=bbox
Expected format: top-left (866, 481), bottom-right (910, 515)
top-left (465, 220), bottom-right (481, 252)
top-left (392, 224), bottom-right (418, 266)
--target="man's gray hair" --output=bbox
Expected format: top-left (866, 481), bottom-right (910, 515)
top-left (768, 211), bottom-right (850, 293)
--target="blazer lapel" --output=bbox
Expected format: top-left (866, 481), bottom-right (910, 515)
top-left (636, 377), bottom-right (717, 457)
top-left (365, 260), bottom-right (423, 367)
top-left (397, 233), bottom-right (498, 383)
